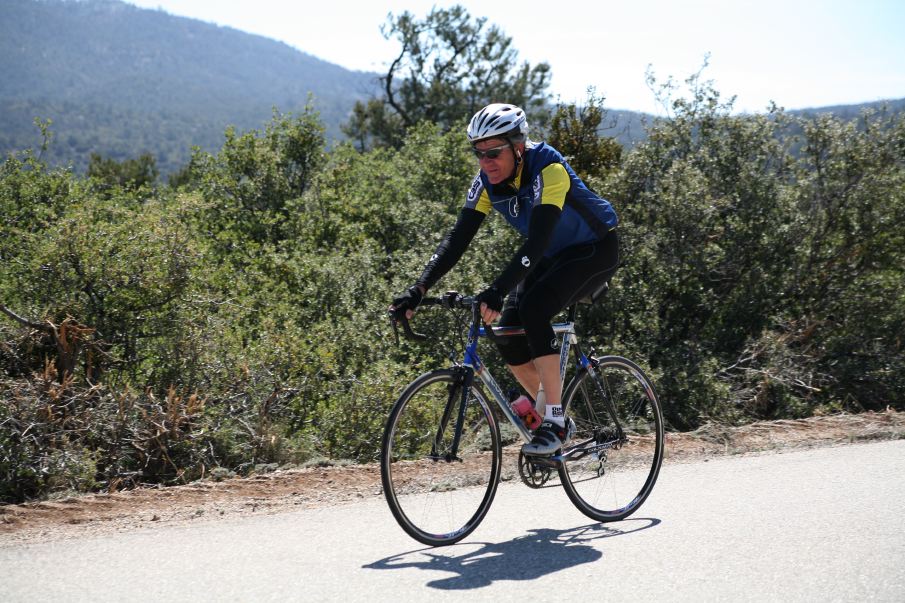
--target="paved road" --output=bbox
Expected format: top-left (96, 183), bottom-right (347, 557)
top-left (2, 440), bottom-right (904, 602)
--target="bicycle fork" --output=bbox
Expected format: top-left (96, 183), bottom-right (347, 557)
top-left (431, 366), bottom-right (473, 462)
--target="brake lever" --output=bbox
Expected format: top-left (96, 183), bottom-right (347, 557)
top-left (400, 314), bottom-right (428, 341)
top-left (388, 312), bottom-right (400, 346)
top-left (388, 309), bottom-right (427, 342)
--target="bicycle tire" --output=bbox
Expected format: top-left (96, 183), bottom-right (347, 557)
top-left (559, 356), bottom-right (664, 522)
top-left (380, 368), bottom-right (502, 546)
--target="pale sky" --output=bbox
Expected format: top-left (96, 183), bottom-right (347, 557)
top-left (125, 0), bottom-right (905, 115)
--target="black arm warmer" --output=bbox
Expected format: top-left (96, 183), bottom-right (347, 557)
top-left (416, 208), bottom-right (485, 290)
top-left (492, 204), bottom-right (562, 293)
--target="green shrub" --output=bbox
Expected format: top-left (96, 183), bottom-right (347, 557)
top-left (2, 87), bottom-right (903, 502)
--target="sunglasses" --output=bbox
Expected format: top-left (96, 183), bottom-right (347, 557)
top-left (472, 142), bottom-right (510, 160)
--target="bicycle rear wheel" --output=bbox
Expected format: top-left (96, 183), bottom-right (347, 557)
top-left (380, 368), bottom-right (501, 546)
top-left (559, 356), bottom-right (664, 522)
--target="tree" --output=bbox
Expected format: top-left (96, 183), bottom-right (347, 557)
top-left (87, 152), bottom-right (159, 191)
top-left (343, 5), bottom-right (552, 149)
top-left (185, 107), bottom-right (326, 248)
top-left (547, 90), bottom-right (623, 184)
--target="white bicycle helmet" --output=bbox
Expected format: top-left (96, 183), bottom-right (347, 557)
top-left (466, 103), bottom-right (528, 144)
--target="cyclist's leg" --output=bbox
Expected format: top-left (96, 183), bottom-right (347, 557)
top-left (519, 235), bottom-right (620, 385)
top-left (507, 361), bottom-right (540, 399)
top-left (518, 233), bottom-right (620, 454)
top-left (494, 276), bottom-right (563, 407)
top-left (523, 230), bottom-right (620, 314)
top-left (494, 230), bottom-right (620, 411)
top-left (494, 284), bottom-right (542, 398)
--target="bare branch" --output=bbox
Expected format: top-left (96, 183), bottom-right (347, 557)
top-left (384, 43), bottom-right (410, 126)
top-left (0, 304), bottom-right (50, 332)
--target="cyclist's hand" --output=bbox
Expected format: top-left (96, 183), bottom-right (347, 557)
top-left (389, 285), bottom-right (424, 320)
top-left (475, 286), bottom-right (503, 324)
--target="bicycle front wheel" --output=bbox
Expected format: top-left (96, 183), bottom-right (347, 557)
top-left (559, 356), bottom-right (664, 522)
top-left (380, 368), bottom-right (502, 546)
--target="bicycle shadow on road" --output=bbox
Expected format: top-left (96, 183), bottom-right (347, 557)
top-left (364, 517), bottom-right (660, 590)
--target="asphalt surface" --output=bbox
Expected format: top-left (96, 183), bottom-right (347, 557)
top-left (2, 440), bottom-right (903, 602)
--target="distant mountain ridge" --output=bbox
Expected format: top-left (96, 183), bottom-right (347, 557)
top-left (1, 0), bottom-right (379, 173)
top-left (1, 0), bottom-right (901, 176)
top-left (789, 97), bottom-right (905, 119)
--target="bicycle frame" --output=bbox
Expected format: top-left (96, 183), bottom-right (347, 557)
top-left (455, 304), bottom-right (593, 445)
top-left (394, 295), bottom-right (626, 464)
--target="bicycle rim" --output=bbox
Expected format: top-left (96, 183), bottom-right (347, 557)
top-left (559, 356), bottom-right (664, 522)
top-left (380, 369), bottom-right (501, 546)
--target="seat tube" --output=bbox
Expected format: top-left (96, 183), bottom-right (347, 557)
top-left (555, 323), bottom-right (576, 383)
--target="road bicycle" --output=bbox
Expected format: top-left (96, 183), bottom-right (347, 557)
top-left (381, 288), bottom-right (664, 547)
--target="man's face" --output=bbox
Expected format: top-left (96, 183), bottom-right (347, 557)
top-left (473, 138), bottom-right (516, 184)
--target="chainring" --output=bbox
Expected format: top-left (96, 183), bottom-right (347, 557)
top-left (518, 450), bottom-right (556, 488)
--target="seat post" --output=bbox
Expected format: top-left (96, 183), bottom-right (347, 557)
top-left (566, 304), bottom-right (578, 322)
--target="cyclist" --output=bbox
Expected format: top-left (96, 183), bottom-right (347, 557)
top-left (390, 103), bottom-right (619, 456)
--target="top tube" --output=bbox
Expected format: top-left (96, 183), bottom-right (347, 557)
top-left (480, 323), bottom-right (575, 338)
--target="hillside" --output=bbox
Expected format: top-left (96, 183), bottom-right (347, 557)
top-left (0, 0), bottom-right (379, 174)
top-left (789, 97), bottom-right (905, 119)
top-left (1, 0), bottom-right (901, 177)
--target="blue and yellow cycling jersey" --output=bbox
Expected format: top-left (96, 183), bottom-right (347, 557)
top-left (464, 142), bottom-right (618, 257)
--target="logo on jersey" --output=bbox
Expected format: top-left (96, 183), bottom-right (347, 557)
top-left (532, 174), bottom-right (543, 204)
top-left (466, 174), bottom-right (483, 206)
top-left (521, 256), bottom-right (530, 267)
top-left (508, 196), bottom-right (520, 217)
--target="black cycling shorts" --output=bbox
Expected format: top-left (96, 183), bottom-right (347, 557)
top-left (494, 229), bottom-right (620, 366)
